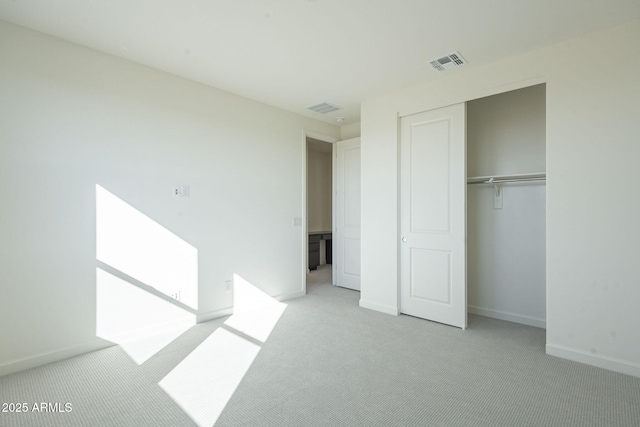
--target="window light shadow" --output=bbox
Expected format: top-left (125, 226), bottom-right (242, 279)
top-left (96, 268), bottom-right (195, 365)
top-left (95, 184), bottom-right (198, 364)
top-left (159, 275), bottom-right (287, 427)
top-left (224, 273), bottom-right (287, 343)
top-left (96, 184), bottom-right (198, 309)
top-left (159, 328), bottom-right (260, 427)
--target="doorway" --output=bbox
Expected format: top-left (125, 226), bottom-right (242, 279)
top-left (306, 136), bottom-right (335, 290)
top-left (304, 134), bottom-right (362, 294)
top-left (466, 84), bottom-right (547, 329)
top-left (398, 84), bottom-right (546, 330)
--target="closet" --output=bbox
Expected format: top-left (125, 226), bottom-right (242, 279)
top-left (466, 84), bottom-right (546, 328)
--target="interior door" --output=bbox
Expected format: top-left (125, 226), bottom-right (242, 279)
top-left (335, 137), bottom-right (361, 291)
top-left (400, 104), bottom-right (467, 328)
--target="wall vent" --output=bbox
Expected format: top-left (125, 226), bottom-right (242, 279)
top-left (429, 51), bottom-right (467, 71)
top-left (307, 102), bottom-right (340, 114)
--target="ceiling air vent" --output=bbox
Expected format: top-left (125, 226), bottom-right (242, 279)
top-left (429, 51), bottom-right (467, 71)
top-left (307, 102), bottom-right (340, 114)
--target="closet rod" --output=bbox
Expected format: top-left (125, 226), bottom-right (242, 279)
top-left (467, 172), bottom-right (546, 185)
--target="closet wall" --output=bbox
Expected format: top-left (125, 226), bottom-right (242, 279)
top-left (467, 84), bottom-right (546, 328)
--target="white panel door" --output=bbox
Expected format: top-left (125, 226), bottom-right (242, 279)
top-left (400, 104), bottom-right (467, 328)
top-left (335, 137), bottom-right (361, 291)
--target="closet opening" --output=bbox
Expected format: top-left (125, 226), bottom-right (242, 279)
top-left (466, 83), bottom-right (547, 330)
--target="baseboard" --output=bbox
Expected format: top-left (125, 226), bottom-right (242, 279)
top-left (0, 339), bottom-right (114, 378)
top-left (359, 299), bottom-right (399, 316)
top-left (468, 305), bottom-right (546, 329)
top-left (0, 291), bottom-right (303, 378)
top-left (196, 289), bottom-right (304, 324)
top-left (196, 307), bottom-right (233, 323)
top-left (273, 289), bottom-right (306, 302)
top-left (546, 343), bottom-right (640, 378)
top-left (101, 317), bottom-right (197, 344)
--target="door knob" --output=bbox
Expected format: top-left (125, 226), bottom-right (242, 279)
top-left (402, 237), bottom-right (407, 242)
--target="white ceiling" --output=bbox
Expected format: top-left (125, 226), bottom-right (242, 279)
top-left (1, 1), bottom-right (639, 126)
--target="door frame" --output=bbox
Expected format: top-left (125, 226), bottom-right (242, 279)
top-left (395, 79), bottom-right (548, 327)
top-left (302, 130), bottom-right (338, 294)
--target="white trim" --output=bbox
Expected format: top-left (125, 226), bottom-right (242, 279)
top-left (332, 142), bottom-right (337, 286)
top-left (0, 339), bottom-right (114, 378)
top-left (546, 343), bottom-right (640, 378)
top-left (468, 305), bottom-right (546, 329)
top-left (273, 289), bottom-right (306, 302)
top-left (196, 307), bottom-right (233, 323)
top-left (359, 299), bottom-right (400, 316)
top-left (101, 318), bottom-right (197, 344)
top-left (304, 131), bottom-right (339, 144)
top-left (197, 288), bottom-right (304, 324)
top-left (302, 130), bottom-right (309, 293)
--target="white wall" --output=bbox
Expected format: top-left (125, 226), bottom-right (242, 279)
top-left (0, 21), bottom-right (339, 375)
top-left (361, 19), bottom-right (640, 376)
top-left (340, 121), bottom-right (361, 140)
top-left (306, 148), bottom-right (332, 233)
top-left (467, 85), bottom-right (546, 328)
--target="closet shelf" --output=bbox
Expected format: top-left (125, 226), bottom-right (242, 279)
top-left (467, 172), bottom-right (546, 185)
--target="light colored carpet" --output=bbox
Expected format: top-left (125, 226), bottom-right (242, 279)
top-left (2, 264), bottom-right (640, 426)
